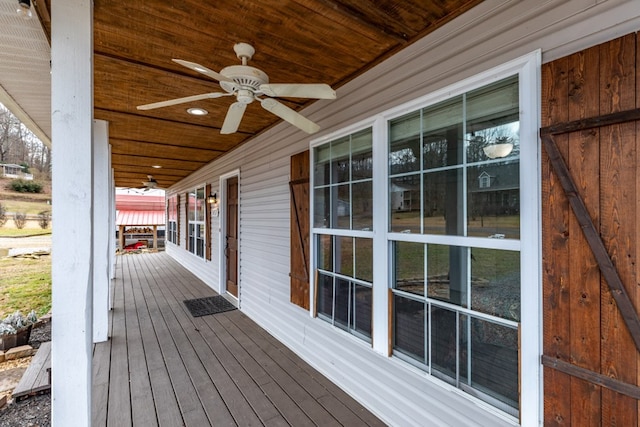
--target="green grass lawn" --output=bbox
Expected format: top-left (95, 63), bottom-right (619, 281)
top-left (0, 255), bottom-right (51, 318)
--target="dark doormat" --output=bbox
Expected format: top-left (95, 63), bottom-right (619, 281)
top-left (183, 296), bottom-right (237, 317)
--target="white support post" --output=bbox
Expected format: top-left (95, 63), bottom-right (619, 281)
top-left (93, 120), bottom-right (110, 343)
top-left (51, 0), bottom-right (94, 425)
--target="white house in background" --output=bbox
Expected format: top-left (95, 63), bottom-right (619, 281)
top-left (0, 163), bottom-right (33, 180)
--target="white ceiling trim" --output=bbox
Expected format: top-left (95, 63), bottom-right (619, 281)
top-left (0, 0), bottom-right (51, 146)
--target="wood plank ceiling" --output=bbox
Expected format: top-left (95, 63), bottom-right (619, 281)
top-left (38, 0), bottom-right (483, 189)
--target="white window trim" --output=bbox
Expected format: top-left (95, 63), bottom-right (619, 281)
top-left (187, 184), bottom-right (207, 258)
top-left (309, 50), bottom-right (541, 425)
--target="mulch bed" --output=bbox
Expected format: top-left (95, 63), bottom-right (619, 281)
top-left (0, 320), bottom-right (51, 427)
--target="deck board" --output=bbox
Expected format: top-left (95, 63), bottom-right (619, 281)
top-left (92, 252), bottom-right (386, 426)
top-left (12, 341), bottom-right (51, 399)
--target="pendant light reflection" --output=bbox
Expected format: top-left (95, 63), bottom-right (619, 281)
top-left (483, 136), bottom-right (514, 159)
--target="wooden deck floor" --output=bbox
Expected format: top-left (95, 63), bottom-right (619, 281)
top-left (92, 252), bottom-right (385, 427)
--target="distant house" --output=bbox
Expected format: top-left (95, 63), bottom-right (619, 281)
top-left (0, 163), bottom-right (33, 180)
top-left (469, 162), bottom-right (520, 216)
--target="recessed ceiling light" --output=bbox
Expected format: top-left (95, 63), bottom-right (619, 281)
top-left (187, 107), bottom-right (208, 116)
top-left (151, 165), bottom-right (162, 169)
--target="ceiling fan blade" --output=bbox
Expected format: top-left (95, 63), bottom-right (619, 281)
top-left (259, 83), bottom-right (336, 99)
top-left (137, 92), bottom-right (230, 110)
top-left (260, 98), bottom-right (320, 134)
top-left (221, 102), bottom-right (247, 134)
top-left (172, 59), bottom-right (234, 83)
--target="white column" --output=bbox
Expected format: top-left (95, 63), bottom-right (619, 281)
top-left (93, 120), bottom-right (109, 343)
top-left (51, 0), bottom-right (94, 425)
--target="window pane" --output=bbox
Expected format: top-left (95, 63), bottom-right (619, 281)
top-left (431, 306), bottom-right (457, 380)
top-left (470, 318), bottom-right (518, 408)
top-left (394, 241), bottom-right (424, 296)
top-left (422, 134), bottom-right (449, 169)
top-left (467, 161), bottom-right (520, 239)
top-left (390, 175), bottom-right (420, 232)
top-left (428, 244), bottom-right (467, 307)
top-left (423, 168), bottom-right (464, 236)
top-left (335, 184), bottom-right (350, 229)
top-left (354, 238), bottom-right (373, 283)
top-left (354, 285), bottom-right (372, 338)
top-left (313, 187), bottom-right (330, 228)
top-left (393, 295), bottom-right (425, 363)
top-left (422, 96), bottom-right (463, 168)
top-left (336, 236), bottom-right (353, 276)
top-left (351, 129), bottom-right (372, 180)
top-left (188, 193), bottom-right (196, 221)
top-left (352, 181), bottom-right (372, 230)
top-left (331, 137), bottom-right (350, 184)
top-left (389, 111), bottom-right (420, 175)
top-left (470, 248), bottom-right (520, 322)
top-left (317, 273), bottom-right (333, 319)
top-left (314, 145), bottom-right (331, 186)
top-left (334, 278), bottom-right (350, 330)
top-left (317, 234), bottom-right (333, 272)
top-left (196, 187), bottom-right (205, 220)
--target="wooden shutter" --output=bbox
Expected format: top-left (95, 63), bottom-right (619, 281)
top-left (176, 194), bottom-right (181, 246)
top-left (290, 150), bottom-right (310, 309)
top-left (206, 183), bottom-right (212, 261)
top-left (541, 33), bottom-right (640, 425)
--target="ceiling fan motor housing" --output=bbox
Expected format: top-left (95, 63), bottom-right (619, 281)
top-left (219, 65), bottom-right (269, 96)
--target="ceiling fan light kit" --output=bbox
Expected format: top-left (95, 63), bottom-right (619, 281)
top-left (137, 43), bottom-right (336, 134)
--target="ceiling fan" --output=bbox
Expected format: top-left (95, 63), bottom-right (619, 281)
top-left (141, 175), bottom-right (162, 191)
top-left (137, 43), bottom-right (336, 134)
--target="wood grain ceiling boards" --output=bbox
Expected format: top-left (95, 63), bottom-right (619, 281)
top-left (39, 0), bottom-right (483, 189)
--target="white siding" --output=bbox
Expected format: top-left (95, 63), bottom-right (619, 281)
top-left (165, 1), bottom-right (640, 426)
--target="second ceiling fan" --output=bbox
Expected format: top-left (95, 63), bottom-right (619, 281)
top-left (137, 43), bottom-right (336, 134)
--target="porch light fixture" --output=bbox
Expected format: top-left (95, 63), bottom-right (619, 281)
top-left (17, 0), bottom-right (32, 19)
top-left (151, 165), bottom-right (162, 169)
top-left (207, 192), bottom-right (217, 205)
top-left (187, 107), bottom-right (208, 116)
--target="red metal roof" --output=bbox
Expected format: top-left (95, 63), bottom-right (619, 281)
top-left (116, 210), bottom-right (165, 226)
top-left (115, 194), bottom-right (165, 211)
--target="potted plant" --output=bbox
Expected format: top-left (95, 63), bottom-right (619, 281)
top-left (4, 310), bottom-right (35, 347)
top-left (0, 323), bottom-right (17, 351)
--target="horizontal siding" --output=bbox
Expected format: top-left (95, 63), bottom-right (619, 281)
top-left (164, 1), bottom-right (640, 426)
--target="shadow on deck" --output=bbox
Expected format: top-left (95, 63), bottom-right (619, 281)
top-left (92, 252), bottom-right (385, 426)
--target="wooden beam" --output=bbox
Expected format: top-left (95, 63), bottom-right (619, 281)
top-left (541, 130), bottom-right (640, 354)
top-left (542, 355), bottom-right (640, 400)
top-left (541, 108), bottom-right (640, 136)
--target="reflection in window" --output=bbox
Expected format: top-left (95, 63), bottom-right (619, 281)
top-left (389, 75), bottom-right (520, 240)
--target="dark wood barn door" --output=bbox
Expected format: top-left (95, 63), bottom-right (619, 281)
top-left (542, 32), bottom-right (640, 425)
top-left (225, 176), bottom-right (239, 298)
top-left (290, 151), bottom-right (310, 309)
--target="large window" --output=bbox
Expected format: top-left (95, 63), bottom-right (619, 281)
top-left (310, 54), bottom-right (540, 421)
top-left (188, 186), bottom-right (206, 258)
top-left (389, 76), bottom-right (521, 415)
top-left (167, 195), bottom-right (178, 245)
top-left (313, 128), bottom-right (373, 341)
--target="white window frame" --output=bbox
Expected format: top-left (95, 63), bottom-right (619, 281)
top-left (383, 51), bottom-right (540, 423)
top-left (310, 50), bottom-right (541, 424)
top-left (187, 185), bottom-right (206, 258)
top-left (310, 126), bottom-right (376, 342)
top-left (167, 195), bottom-right (178, 245)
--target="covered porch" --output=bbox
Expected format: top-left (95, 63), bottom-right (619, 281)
top-left (92, 251), bottom-right (384, 426)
